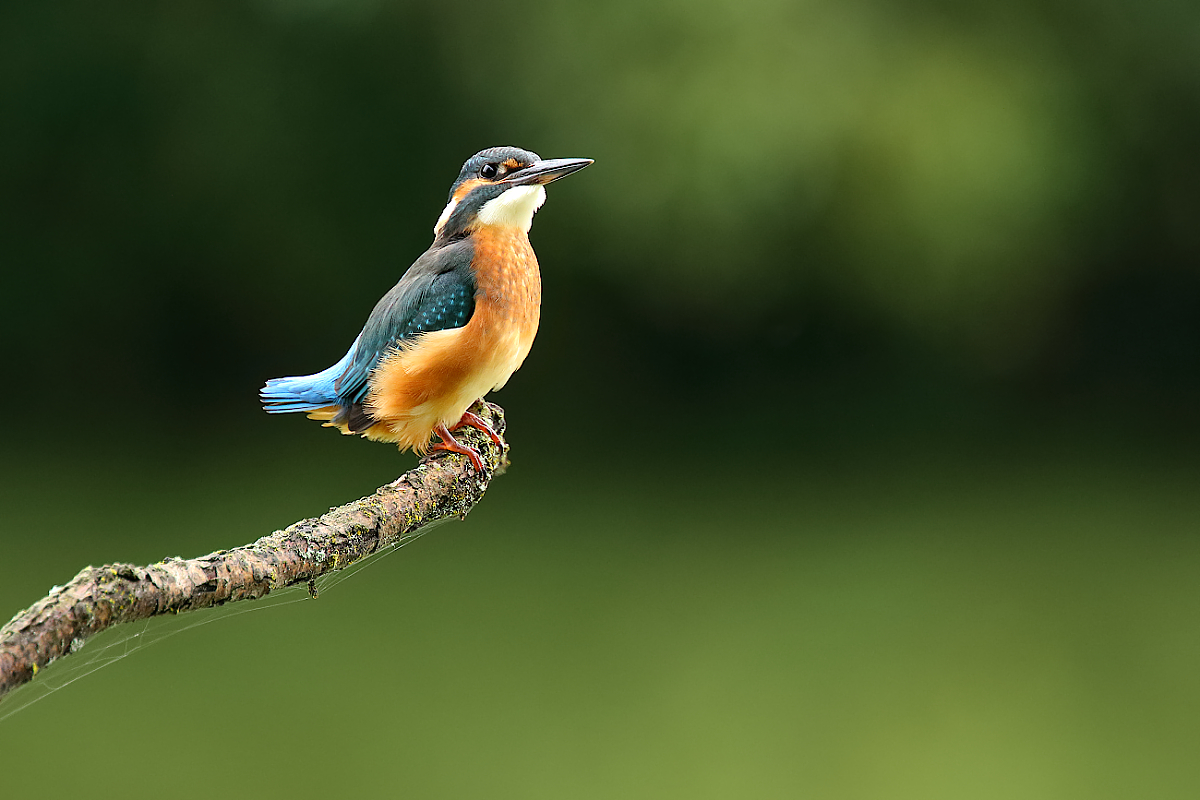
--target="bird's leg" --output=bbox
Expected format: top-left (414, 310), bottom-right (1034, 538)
top-left (450, 406), bottom-right (504, 452)
top-left (429, 423), bottom-right (486, 473)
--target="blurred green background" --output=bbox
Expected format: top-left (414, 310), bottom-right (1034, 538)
top-left (2, 0), bottom-right (1198, 796)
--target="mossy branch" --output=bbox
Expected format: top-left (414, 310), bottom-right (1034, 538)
top-left (0, 401), bottom-right (508, 702)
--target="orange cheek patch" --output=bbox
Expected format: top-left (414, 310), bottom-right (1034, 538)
top-left (454, 178), bottom-right (486, 201)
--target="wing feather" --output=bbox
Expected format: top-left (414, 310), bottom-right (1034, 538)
top-left (334, 239), bottom-right (476, 406)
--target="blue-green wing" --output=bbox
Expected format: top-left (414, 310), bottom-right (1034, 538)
top-left (334, 239), bottom-right (476, 405)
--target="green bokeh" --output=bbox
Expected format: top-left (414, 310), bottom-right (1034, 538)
top-left (2, 0), bottom-right (1199, 794)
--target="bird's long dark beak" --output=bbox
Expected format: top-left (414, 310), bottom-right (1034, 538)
top-left (503, 157), bottom-right (593, 186)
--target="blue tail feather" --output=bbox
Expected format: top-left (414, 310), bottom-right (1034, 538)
top-left (261, 339), bottom-right (358, 414)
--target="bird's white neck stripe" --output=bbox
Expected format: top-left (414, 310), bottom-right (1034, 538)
top-left (434, 196), bottom-right (459, 236)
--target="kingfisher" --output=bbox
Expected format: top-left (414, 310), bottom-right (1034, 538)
top-left (261, 146), bottom-right (592, 471)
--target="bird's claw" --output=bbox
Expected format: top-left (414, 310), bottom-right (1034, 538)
top-left (452, 409), bottom-right (505, 452)
top-left (430, 422), bottom-right (487, 473)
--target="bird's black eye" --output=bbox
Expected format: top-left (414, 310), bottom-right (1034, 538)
top-left (480, 163), bottom-right (498, 179)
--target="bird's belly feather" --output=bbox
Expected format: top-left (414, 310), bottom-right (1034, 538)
top-left (362, 299), bottom-right (537, 452)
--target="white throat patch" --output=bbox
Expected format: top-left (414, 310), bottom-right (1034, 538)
top-left (476, 185), bottom-right (547, 233)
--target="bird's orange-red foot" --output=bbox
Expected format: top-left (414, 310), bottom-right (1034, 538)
top-left (430, 423), bottom-right (485, 472)
top-left (453, 408), bottom-right (504, 452)
top-left (428, 409), bottom-right (504, 473)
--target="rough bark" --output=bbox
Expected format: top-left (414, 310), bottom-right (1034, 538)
top-left (0, 401), bottom-right (508, 702)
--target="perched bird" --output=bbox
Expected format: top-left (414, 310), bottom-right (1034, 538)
top-left (261, 146), bottom-right (592, 471)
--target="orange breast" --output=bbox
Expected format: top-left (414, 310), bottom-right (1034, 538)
top-left (470, 225), bottom-right (542, 365)
top-left (362, 225), bottom-right (542, 452)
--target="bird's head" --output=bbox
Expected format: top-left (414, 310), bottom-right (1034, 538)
top-left (434, 146), bottom-right (592, 239)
